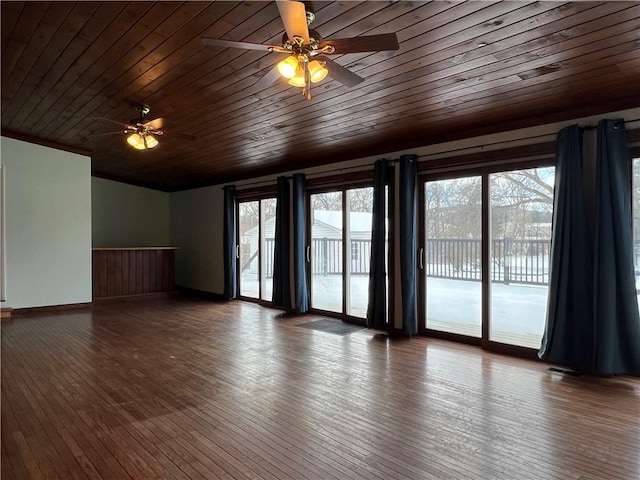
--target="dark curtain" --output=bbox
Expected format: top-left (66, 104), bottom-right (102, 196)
top-left (367, 159), bottom-right (390, 329)
top-left (398, 154), bottom-right (418, 335)
top-left (593, 119), bottom-right (640, 375)
top-left (222, 185), bottom-right (238, 300)
top-left (292, 173), bottom-right (309, 313)
top-left (272, 176), bottom-right (292, 310)
top-left (539, 125), bottom-right (593, 368)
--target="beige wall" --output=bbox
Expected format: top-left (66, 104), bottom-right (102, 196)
top-left (1, 137), bottom-right (92, 309)
top-left (92, 177), bottom-right (170, 247)
top-left (170, 185), bottom-right (224, 294)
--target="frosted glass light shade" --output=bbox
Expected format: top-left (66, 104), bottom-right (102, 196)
top-left (144, 134), bottom-right (159, 149)
top-left (308, 60), bottom-right (328, 83)
top-left (288, 69), bottom-right (306, 87)
top-left (277, 56), bottom-right (298, 79)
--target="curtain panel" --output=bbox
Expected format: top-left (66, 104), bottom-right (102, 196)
top-left (541, 120), bottom-right (640, 376)
top-left (292, 173), bottom-right (310, 313)
top-left (593, 119), bottom-right (640, 375)
top-left (398, 154), bottom-right (418, 335)
top-left (223, 185), bottom-right (238, 300)
top-left (367, 159), bottom-right (390, 329)
top-left (538, 125), bottom-right (593, 368)
top-left (272, 176), bottom-right (292, 310)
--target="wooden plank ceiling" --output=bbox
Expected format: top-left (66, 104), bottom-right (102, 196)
top-left (2, 1), bottom-right (639, 192)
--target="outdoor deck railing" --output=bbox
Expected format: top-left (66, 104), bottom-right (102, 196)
top-left (426, 238), bottom-right (550, 285)
top-left (252, 237), bottom-right (551, 285)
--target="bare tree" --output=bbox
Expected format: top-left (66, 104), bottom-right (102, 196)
top-left (491, 168), bottom-right (554, 239)
top-left (425, 176), bottom-right (481, 239)
top-left (311, 191), bottom-right (342, 211)
top-left (347, 187), bottom-right (374, 213)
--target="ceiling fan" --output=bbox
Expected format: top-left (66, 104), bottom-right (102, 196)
top-left (89, 105), bottom-right (196, 150)
top-left (202, 1), bottom-right (399, 100)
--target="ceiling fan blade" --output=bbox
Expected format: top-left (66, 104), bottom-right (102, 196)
top-left (88, 131), bottom-right (130, 137)
top-left (319, 33), bottom-right (399, 54)
top-left (254, 64), bottom-right (283, 89)
top-left (88, 116), bottom-right (134, 129)
top-left (144, 117), bottom-right (166, 130)
top-left (202, 38), bottom-right (278, 51)
top-left (319, 57), bottom-right (364, 87)
top-left (162, 131), bottom-right (197, 141)
top-left (276, 1), bottom-right (309, 43)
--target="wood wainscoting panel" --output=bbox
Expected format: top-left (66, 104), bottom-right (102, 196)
top-left (92, 248), bottom-right (176, 300)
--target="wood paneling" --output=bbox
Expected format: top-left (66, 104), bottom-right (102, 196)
top-left (2, 298), bottom-right (640, 479)
top-left (2, 1), bottom-right (639, 191)
top-left (92, 248), bottom-right (175, 299)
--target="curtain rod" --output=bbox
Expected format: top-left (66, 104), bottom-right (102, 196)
top-left (416, 132), bottom-right (554, 160)
top-left (581, 118), bottom-right (640, 131)
top-left (231, 164), bottom-right (373, 189)
top-left (418, 118), bottom-right (640, 159)
top-left (229, 118), bottom-right (640, 189)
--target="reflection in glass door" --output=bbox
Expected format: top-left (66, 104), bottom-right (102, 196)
top-left (489, 167), bottom-right (554, 348)
top-left (424, 176), bottom-right (482, 337)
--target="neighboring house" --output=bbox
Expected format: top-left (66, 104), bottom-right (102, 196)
top-left (242, 210), bottom-right (374, 275)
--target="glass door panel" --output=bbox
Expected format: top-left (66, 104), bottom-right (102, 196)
top-left (424, 177), bottom-right (482, 337)
top-left (346, 187), bottom-right (374, 317)
top-left (239, 201), bottom-right (259, 298)
top-left (310, 192), bottom-right (343, 313)
top-left (489, 167), bottom-right (554, 348)
top-left (424, 176), bottom-right (482, 337)
top-left (260, 198), bottom-right (276, 301)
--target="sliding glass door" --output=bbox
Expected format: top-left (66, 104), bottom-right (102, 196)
top-left (309, 187), bottom-right (377, 318)
top-left (238, 198), bottom-right (276, 300)
top-left (310, 192), bottom-right (343, 313)
top-left (421, 165), bottom-right (554, 350)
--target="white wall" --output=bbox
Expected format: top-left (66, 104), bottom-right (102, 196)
top-left (92, 177), bottom-right (170, 247)
top-left (168, 108), bottom-right (639, 297)
top-left (170, 186), bottom-right (224, 294)
top-left (1, 137), bottom-right (92, 309)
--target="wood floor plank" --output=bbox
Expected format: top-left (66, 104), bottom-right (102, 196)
top-left (2, 298), bottom-right (639, 479)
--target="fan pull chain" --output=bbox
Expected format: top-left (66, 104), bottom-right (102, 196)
top-left (304, 64), bottom-right (312, 100)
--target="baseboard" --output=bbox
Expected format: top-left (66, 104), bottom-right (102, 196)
top-left (11, 302), bottom-right (92, 317)
top-left (1, 308), bottom-right (13, 321)
top-left (93, 291), bottom-right (176, 304)
top-left (175, 286), bottom-right (227, 301)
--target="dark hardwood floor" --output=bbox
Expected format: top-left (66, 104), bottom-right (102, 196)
top-left (2, 298), bottom-right (639, 479)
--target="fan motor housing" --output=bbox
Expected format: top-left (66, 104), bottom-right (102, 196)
top-left (282, 29), bottom-right (322, 45)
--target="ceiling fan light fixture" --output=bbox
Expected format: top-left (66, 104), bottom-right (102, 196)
top-left (277, 55), bottom-right (299, 79)
top-left (308, 60), bottom-right (328, 83)
top-left (127, 132), bottom-right (159, 150)
top-left (144, 134), bottom-right (159, 149)
top-left (288, 68), bottom-right (307, 87)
